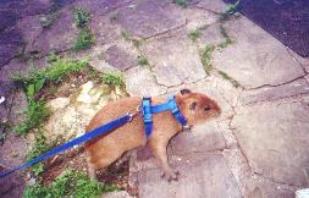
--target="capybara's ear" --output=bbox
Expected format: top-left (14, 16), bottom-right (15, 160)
top-left (180, 88), bottom-right (191, 95)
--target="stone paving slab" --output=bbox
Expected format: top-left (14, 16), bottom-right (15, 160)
top-left (116, 0), bottom-right (185, 39)
top-left (141, 30), bottom-right (206, 87)
top-left (239, 77), bottom-right (309, 105)
top-left (125, 66), bottom-right (167, 96)
top-left (212, 16), bottom-right (305, 89)
top-left (136, 153), bottom-right (242, 198)
top-left (231, 98), bottom-right (309, 186)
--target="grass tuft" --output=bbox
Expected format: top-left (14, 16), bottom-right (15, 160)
top-left (23, 170), bottom-right (119, 198)
top-left (200, 45), bottom-right (215, 74)
top-left (73, 8), bottom-right (90, 28)
top-left (15, 100), bottom-right (50, 135)
top-left (188, 29), bottom-right (201, 42)
top-left (73, 28), bottom-right (95, 51)
top-left (101, 72), bottom-right (124, 87)
top-left (26, 132), bottom-right (52, 176)
top-left (137, 55), bottom-right (149, 66)
top-left (218, 70), bottom-right (240, 88)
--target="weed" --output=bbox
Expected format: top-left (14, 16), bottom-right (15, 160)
top-left (132, 39), bottom-right (142, 49)
top-left (39, 12), bottom-right (59, 28)
top-left (14, 58), bottom-right (87, 84)
top-left (218, 25), bottom-right (233, 49)
top-left (73, 8), bottom-right (90, 28)
top-left (101, 72), bottom-right (124, 87)
top-left (218, 70), bottom-right (240, 88)
top-left (14, 100), bottom-right (49, 135)
top-left (137, 55), bottom-right (149, 66)
top-left (26, 132), bottom-right (52, 175)
top-left (174, 0), bottom-right (188, 7)
top-left (220, 0), bottom-right (240, 21)
top-left (74, 28), bottom-right (95, 51)
top-left (200, 45), bottom-right (215, 74)
top-left (188, 29), bottom-right (201, 42)
top-left (23, 169), bottom-right (119, 198)
top-left (121, 31), bottom-right (131, 41)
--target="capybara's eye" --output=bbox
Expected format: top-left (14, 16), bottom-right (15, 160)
top-left (204, 105), bottom-right (211, 111)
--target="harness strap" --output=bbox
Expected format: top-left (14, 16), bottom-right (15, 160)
top-left (0, 113), bottom-right (134, 179)
top-left (142, 96), bottom-right (188, 137)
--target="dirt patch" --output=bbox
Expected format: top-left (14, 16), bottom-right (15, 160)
top-left (224, 0), bottom-right (309, 57)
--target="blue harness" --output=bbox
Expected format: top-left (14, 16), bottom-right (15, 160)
top-left (142, 96), bottom-right (188, 137)
top-left (0, 96), bottom-right (187, 178)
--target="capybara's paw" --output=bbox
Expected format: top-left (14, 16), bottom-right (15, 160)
top-left (161, 170), bottom-right (180, 182)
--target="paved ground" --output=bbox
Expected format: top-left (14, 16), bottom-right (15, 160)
top-left (0, 0), bottom-right (309, 197)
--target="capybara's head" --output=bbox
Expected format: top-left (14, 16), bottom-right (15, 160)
top-left (176, 89), bottom-right (221, 126)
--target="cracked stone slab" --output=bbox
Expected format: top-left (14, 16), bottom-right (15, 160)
top-left (136, 153), bottom-right (242, 198)
top-left (141, 31), bottom-right (206, 87)
top-left (239, 78), bottom-right (309, 105)
top-left (195, 0), bottom-right (227, 13)
top-left (28, 7), bottom-right (78, 55)
top-left (74, 0), bottom-right (133, 16)
top-left (116, 0), bottom-right (186, 38)
top-left (171, 121), bottom-right (226, 156)
top-left (184, 7), bottom-right (219, 31)
top-left (104, 45), bottom-right (138, 71)
top-left (197, 23), bottom-right (226, 47)
top-left (231, 99), bottom-right (309, 186)
top-left (287, 48), bottom-right (309, 73)
top-left (0, 29), bottom-right (24, 68)
top-left (125, 66), bottom-right (167, 96)
top-left (212, 16), bottom-right (305, 89)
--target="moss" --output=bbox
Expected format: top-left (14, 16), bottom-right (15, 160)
top-left (217, 25), bottom-right (233, 49)
top-left (200, 45), bottom-right (215, 74)
top-left (101, 72), bottom-right (125, 87)
top-left (73, 8), bottom-right (90, 28)
top-left (137, 55), bottom-right (149, 66)
top-left (23, 170), bottom-right (119, 198)
top-left (188, 29), bottom-right (201, 42)
top-left (218, 70), bottom-right (240, 88)
top-left (73, 28), bottom-right (95, 51)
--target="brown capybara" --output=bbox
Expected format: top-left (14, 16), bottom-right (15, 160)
top-left (85, 89), bottom-right (221, 181)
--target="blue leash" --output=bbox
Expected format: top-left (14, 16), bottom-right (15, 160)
top-left (0, 113), bottom-right (135, 179)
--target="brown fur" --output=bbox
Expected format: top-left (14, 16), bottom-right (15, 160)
top-left (84, 89), bottom-right (221, 181)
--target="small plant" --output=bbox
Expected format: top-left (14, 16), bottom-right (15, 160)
top-left (26, 132), bottom-right (51, 175)
top-left (121, 31), bottom-right (131, 41)
top-left (220, 0), bottom-right (240, 21)
top-left (23, 170), bottom-right (119, 198)
top-left (218, 70), bottom-right (240, 88)
top-left (188, 29), bottom-right (201, 42)
top-left (174, 0), bottom-right (188, 7)
top-left (200, 45), bottom-right (215, 74)
top-left (102, 72), bottom-right (124, 87)
top-left (137, 55), bottom-right (149, 66)
top-left (73, 28), bottom-right (95, 51)
top-left (15, 100), bottom-right (50, 135)
top-left (39, 13), bottom-right (59, 28)
top-left (73, 8), bottom-right (90, 28)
